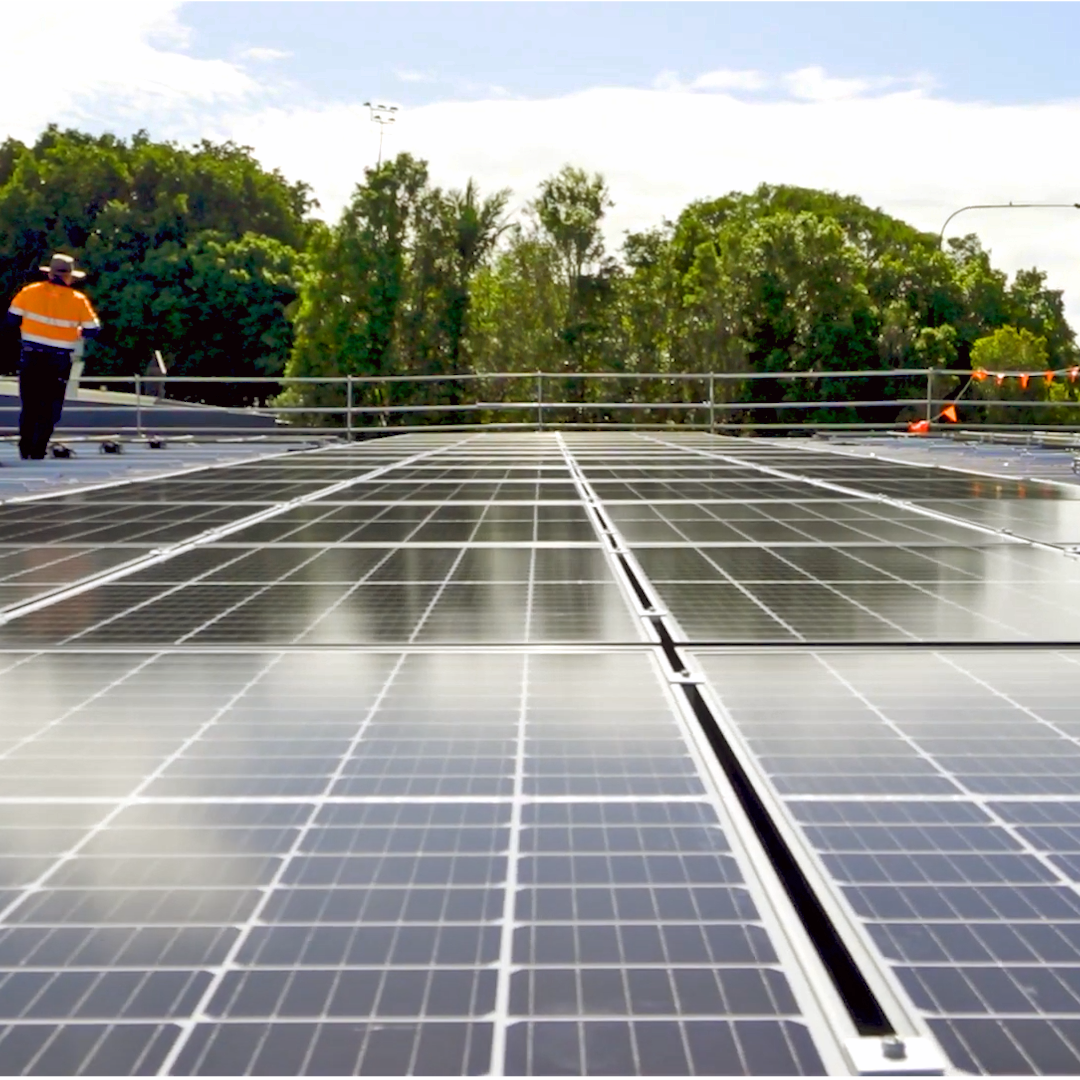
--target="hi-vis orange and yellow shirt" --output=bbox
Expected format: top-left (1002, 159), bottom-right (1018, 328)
top-left (8, 282), bottom-right (100, 351)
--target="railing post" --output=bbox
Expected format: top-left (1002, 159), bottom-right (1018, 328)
top-left (925, 368), bottom-right (934, 424)
top-left (135, 373), bottom-right (142, 439)
top-left (346, 375), bottom-right (354, 441)
top-left (709, 372), bottom-right (716, 435)
top-left (537, 371), bottom-right (544, 431)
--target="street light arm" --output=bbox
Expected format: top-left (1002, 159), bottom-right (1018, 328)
top-left (939, 202), bottom-right (1080, 246)
top-left (938, 205), bottom-right (994, 245)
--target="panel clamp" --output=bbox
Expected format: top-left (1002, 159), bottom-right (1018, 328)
top-left (667, 669), bottom-right (701, 686)
top-left (844, 1035), bottom-right (947, 1076)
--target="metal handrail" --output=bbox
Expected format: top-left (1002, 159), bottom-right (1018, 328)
top-left (52, 367), bottom-right (969, 383)
top-left (0, 366), bottom-right (1075, 440)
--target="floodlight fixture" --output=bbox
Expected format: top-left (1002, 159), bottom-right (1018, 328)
top-left (363, 101), bottom-right (400, 165)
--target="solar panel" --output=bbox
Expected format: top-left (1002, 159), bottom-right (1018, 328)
top-left (5, 430), bottom-right (1080, 1074)
top-left (691, 648), bottom-right (1080, 1074)
top-left (0, 646), bottom-right (832, 1076)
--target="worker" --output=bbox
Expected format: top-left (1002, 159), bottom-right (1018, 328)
top-left (5, 254), bottom-right (101, 459)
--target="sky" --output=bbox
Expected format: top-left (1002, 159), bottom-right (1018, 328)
top-left (7, 1), bottom-right (1080, 324)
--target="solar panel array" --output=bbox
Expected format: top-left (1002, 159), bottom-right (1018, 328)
top-left (2, 430), bottom-right (1080, 1075)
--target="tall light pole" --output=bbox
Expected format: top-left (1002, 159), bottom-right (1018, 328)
top-left (363, 101), bottom-right (399, 166)
top-left (939, 201), bottom-right (1080, 246)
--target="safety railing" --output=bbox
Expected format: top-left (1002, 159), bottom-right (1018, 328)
top-left (1, 368), bottom-right (1079, 439)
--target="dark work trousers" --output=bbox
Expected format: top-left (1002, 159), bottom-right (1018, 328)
top-left (18, 344), bottom-right (72, 459)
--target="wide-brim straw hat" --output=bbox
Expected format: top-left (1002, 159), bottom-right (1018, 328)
top-left (39, 253), bottom-right (86, 280)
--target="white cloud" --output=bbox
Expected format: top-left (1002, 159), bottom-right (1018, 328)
top-left (450, 80), bottom-right (513, 100)
top-left (655, 65), bottom-right (932, 101)
top-left (240, 47), bottom-right (292, 63)
top-left (692, 69), bottom-right (769, 92)
top-left (783, 65), bottom-right (936, 102)
top-left (0, 1), bottom-right (266, 143)
top-left (783, 66), bottom-right (875, 102)
top-left (654, 69), bottom-right (768, 94)
top-left (141, 3), bottom-right (192, 49)
top-left (395, 69), bottom-right (434, 84)
top-left (652, 71), bottom-right (685, 92)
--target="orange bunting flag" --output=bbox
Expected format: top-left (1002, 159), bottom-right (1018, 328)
top-left (1045, 370), bottom-right (1057, 385)
top-left (1070, 367), bottom-right (1080, 383)
top-left (973, 369), bottom-right (989, 382)
top-left (1019, 373), bottom-right (1031, 389)
top-left (941, 404), bottom-right (958, 423)
top-left (907, 419), bottom-right (931, 434)
top-left (995, 373), bottom-right (1006, 385)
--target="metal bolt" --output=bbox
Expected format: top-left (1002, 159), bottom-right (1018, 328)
top-left (881, 1036), bottom-right (906, 1061)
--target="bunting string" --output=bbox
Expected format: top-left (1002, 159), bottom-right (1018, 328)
top-left (906, 365), bottom-right (1080, 434)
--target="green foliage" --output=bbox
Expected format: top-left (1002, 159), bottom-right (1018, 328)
top-left (534, 166), bottom-right (611, 292)
top-left (469, 231), bottom-right (567, 374)
top-left (971, 325), bottom-right (1049, 370)
top-left (283, 155), bottom-right (511, 425)
top-left (0, 126), bottom-right (312, 402)
top-left (442, 179), bottom-right (511, 372)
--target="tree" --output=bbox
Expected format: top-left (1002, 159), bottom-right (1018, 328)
top-left (530, 167), bottom-right (616, 404)
top-left (443, 180), bottom-right (511, 371)
top-left (283, 156), bottom-right (510, 427)
top-left (468, 227), bottom-right (567, 373)
top-left (970, 325), bottom-right (1053, 426)
top-left (180, 233), bottom-right (303, 405)
top-left (1006, 267), bottom-right (1076, 367)
top-left (534, 166), bottom-right (611, 305)
top-left (971, 325), bottom-right (1049, 371)
top-left (0, 127), bottom-right (313, 401)
top-left (946, 235), bottom-right (1012, 364)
